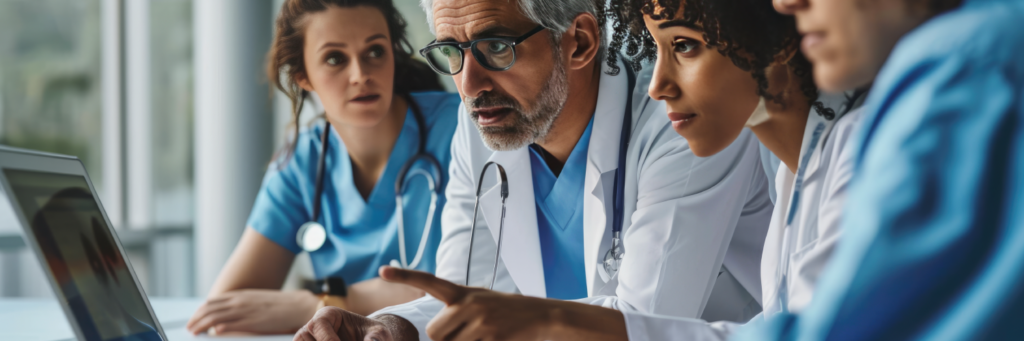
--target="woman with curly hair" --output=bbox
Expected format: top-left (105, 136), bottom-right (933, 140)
top-left (590, 0), bottom-right (868, 338)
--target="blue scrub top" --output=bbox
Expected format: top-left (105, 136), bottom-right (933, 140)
top-left (246, 91), bottom-right (461, 284)
top-left (529, 117), bottom-right (593, 300)
top-left (735, 0), bottom-right (1024, 339)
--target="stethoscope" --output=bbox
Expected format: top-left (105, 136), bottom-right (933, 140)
top-left (295, 97), bottom-right (443, 271)
top-left (465, 65), bottom-right (636, 289)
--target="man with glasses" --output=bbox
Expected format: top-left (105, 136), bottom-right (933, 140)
top-left (295, 0), bottom-right (773, 340)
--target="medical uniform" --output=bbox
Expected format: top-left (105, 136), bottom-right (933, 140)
top-left (736, 0), bottom-right (1024, 339)
top-left (530, 117), bottom-right (594, 300)
top-left (246, 91), bottom-right (461, 284)
top-left (373, 59), bottom-right (775, 341)
top-left (617, 105), bottom-right (865, 340)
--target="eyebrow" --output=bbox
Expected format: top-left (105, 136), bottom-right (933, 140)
top-left (316, 34), bottom-right (389, 52)
top-left (365, 34), bottom-right (388, 43)
top-left (437, 25), bottom-right (520, 42)
top-left (658, 19), bottom-right (702, 31)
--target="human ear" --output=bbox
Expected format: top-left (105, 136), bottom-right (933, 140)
top-left (295, 71), bottom-right (314, 92)
top-left (565, 13), bottom-right (601, 71)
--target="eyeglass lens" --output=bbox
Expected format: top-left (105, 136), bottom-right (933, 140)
top-left (424, 39), bottom-right (515, 74)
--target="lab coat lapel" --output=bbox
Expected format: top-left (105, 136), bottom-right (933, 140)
top-left (478, 148), bottom-right (546, 297)
top-left (583, 64), bottom-right (629, 295)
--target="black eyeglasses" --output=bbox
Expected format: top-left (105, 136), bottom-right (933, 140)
top-left (419, 25), bottom-right (546, 76)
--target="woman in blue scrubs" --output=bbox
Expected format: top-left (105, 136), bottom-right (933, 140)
top-left (186, 0), bottom-right (459, 335)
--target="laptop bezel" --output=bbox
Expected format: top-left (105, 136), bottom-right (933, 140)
top-left (0, 146), bottom-right (170, 341)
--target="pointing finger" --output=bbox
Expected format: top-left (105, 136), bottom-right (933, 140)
top-left (379, 266), bottom-right (465, 305)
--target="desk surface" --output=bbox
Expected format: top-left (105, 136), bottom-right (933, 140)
top-left (0, 298), bottom-right (292, 341)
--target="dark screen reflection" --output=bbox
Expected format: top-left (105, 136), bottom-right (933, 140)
top-left (7, 170), bottom-right (161, 341)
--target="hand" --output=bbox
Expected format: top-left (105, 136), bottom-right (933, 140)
top-left (379, 266), bottom-right (560, 341)
top-left (294, 307), bottom-right (419, 341)
top-left (186, 289), bottom-right (320, 335)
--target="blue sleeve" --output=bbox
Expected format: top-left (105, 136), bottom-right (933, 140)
top-left (734, 36), bottom-right (1024, 340)
top-left (245, 132), bottom-right (319, 254)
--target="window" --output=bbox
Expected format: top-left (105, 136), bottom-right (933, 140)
top-left (0, 0), bottom-right (196, 298)
top-left (0, 1), bottom-right (104, 190)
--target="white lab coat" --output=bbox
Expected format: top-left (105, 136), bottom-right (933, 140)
top-left (619, 107), bottom-right (866, 340)
top-left (371, 62), bottom-right (774, 340)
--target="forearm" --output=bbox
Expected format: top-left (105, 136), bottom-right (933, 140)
top-left (548, 300), bottom-right (629, 341)
top-left (344, 279), bottom-right (426, 316)
top-left (208, 229), bottom-right (294, 296)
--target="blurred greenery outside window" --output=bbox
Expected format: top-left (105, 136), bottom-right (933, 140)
top-left (150, 0), bottom-right (194, 226)
top-left (0, 1), bottom-right (104, 189)
top-left (0, 0), bottom-right (193, 229)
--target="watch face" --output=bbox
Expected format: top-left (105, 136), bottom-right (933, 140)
top-left (325, 277), bottom-right (347, 297)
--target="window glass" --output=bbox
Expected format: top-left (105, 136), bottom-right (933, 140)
top-left (0, 1), bottom-right (103, 190)
top-left (150, 0), bottom-right (194, 226)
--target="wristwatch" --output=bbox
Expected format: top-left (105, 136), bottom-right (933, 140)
top-left (312, 277), bottom-right (347, 310)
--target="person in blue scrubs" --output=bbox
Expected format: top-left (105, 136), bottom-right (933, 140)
top-left (731, 0), bottom-right (1024, 339)
top-left (186, 0), bottom-right (459, 336)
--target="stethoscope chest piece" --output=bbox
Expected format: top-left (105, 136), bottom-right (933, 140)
top-left (600, 232), bottom-right (625, 281)
top-left (297, 221), bottom-right (327, 252)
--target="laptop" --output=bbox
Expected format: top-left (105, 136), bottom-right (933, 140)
top-left (0, 146), bottom-right (290, 341)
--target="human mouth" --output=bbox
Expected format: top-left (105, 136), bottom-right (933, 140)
top-left (473, 107), bottom-right (514, 126)
top-left (801, 32), bottom-right (826, 58)
top-left (667, 112), bottom-right (698, 130)
top-left (351, 93), bottom-right (381, 104)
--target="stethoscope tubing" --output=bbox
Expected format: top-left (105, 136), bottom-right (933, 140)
top-left (466, 161), bottom-right (508, 290)
top-left (300, 95), bottom-right (443, 272)
top-left (395, 166), bottom-right (440, 269)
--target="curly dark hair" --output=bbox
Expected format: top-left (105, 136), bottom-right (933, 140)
top-left (605, 0), bottom-right (834, 119)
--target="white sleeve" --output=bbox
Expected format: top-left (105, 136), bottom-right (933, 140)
top-left (622, 310), bottom-right (746, 341)
top-left (617, 111), bottom-right (768, 319)
top-left (369, 296), bottom-right (444, 341)
top-left (573, 295), bottom-right (745, 341)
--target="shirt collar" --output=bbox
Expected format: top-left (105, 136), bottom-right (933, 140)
top-left (530, 116), bottom-right (595, 228)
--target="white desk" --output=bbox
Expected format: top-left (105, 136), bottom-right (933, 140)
top-left (0, 298), bottom-right (292, 341)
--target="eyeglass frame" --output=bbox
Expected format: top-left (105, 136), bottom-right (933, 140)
top-left (418, 25), bottom-right (547, 76)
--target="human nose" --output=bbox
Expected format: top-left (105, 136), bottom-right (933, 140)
top-left (456, 49), bottom-right (494, 98)
top-left (349, 58), bottom-right (371, 86)
top-left (774, 0), bottom-right (808, 15)
top-left (648, 54), bottom-right (681, 101)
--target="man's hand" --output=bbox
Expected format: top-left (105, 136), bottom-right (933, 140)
top-left (379, 266), bottom-right (562, 341)
top-left (294, 306), bottom-right (419, 341)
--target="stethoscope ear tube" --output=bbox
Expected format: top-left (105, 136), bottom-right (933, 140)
top-left (311, 122), bottom-right (332, 223)
top-left (466, 161), bottom-right (508, 290)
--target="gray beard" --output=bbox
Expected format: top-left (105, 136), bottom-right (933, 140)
top-left (464, 58), bottom-right (569, 151)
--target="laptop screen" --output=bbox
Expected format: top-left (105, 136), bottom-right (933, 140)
top-left (4, 169), bottom-right (162, 341)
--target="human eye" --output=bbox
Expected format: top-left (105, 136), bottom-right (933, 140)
top-left (325, 51), bottom-right (347, 66)
top-left (367, 45), bottom-right (386, 59)
top-left (486, 41), bottom-right (511, 54)
top-left (672, 38), bottom-right (700, 55)
top-left (437, 45), bottom-right (456, 57)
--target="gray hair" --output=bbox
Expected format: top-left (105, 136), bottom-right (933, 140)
top-left (420, 0), bottom-right (606, 62)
